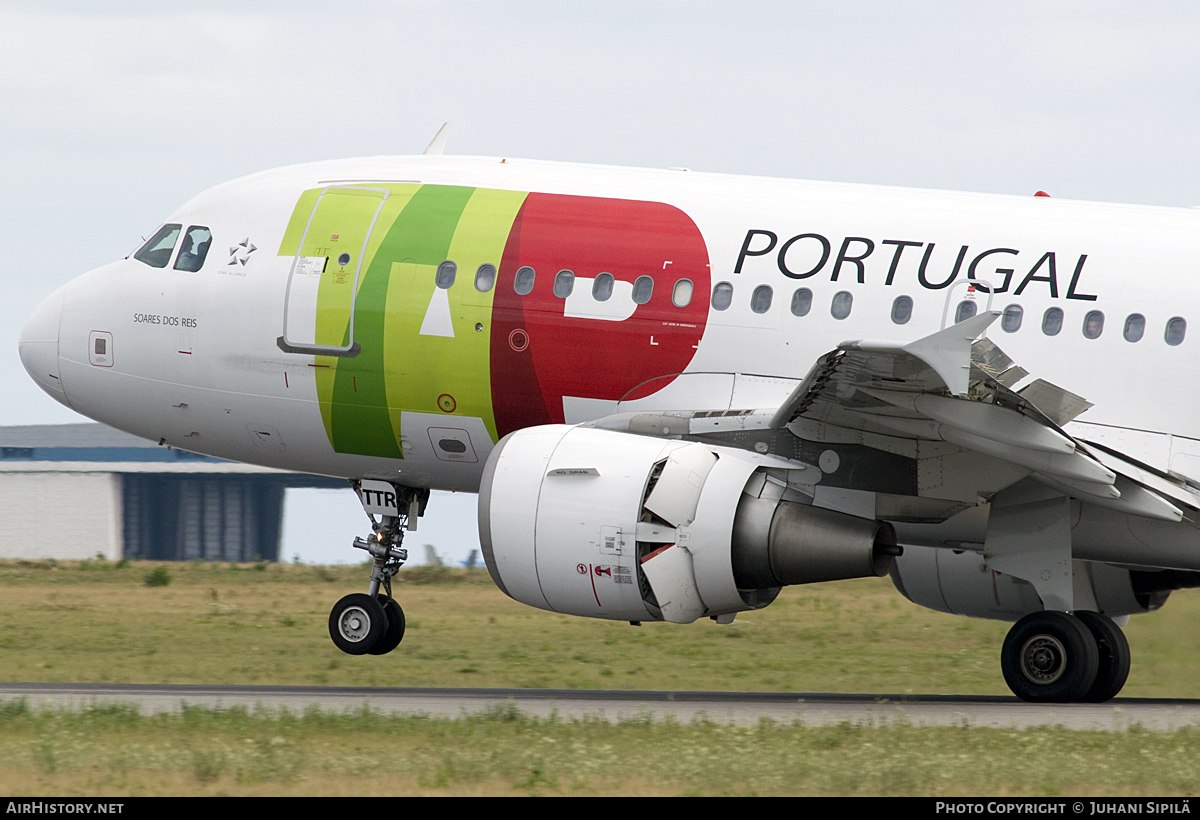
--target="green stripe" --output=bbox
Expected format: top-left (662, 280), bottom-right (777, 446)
top-left (328, 185), bottom-right (477, 457)
top-left (383, 187), bottom-right (528, 443)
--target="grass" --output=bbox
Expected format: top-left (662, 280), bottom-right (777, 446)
top-left (4, 558), bottom-right (1200, 795)
top-left (2, 557), bottom-right (1199, 697)
top-left (1, 700), bottom-right (1200, 796)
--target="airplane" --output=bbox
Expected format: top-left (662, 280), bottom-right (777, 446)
top-left (19, 133), bottom-right (1200, 704)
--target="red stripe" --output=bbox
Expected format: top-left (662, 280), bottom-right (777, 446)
top-left (589, 564), bottom-right (601, 606)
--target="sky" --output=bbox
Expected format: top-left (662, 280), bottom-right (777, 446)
top-left (3, 1), bottom-right (1200, 563)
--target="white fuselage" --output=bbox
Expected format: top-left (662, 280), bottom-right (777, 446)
top-left (20, 155), bottom-right (1200, 490)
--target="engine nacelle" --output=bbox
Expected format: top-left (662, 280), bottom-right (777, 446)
top-left (889, 544), bottom-right (1184, 621)
top-left (478, 425), bottom-right (899, 623)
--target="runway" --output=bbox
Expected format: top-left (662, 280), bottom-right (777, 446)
top-left (3, 683), bottom-right (1200, 731)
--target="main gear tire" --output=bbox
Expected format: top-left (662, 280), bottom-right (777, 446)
top-left (1073, 610), bottom-right (1131, 703)
top-left (1001, 611), bottom-right (1100, 703)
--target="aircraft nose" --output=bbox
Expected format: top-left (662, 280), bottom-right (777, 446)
top-left (19, 289), bottom-right (69, 406)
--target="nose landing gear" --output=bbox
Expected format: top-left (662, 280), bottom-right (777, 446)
top-left (328, 592), bottom-right (407, 655)
top-left (327, 480), bottom-right (426, 656)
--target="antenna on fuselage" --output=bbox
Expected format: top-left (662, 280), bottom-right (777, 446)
top-left (423, 122), bottom-right (452, 155)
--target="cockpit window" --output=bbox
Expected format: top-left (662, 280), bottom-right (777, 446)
top-left (134, 224), bottom-right (182, 268)
top-left (173, 226), bottom-right (212, 272)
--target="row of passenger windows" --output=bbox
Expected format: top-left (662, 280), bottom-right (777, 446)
top-left (718, 283), bottom-right (1188, 345)
top-left (139, 239), bottom-right (1188, 348)
top-left (998, 303), bottom-right (1187, 345)
top-left (794, 286), bottom-right (1188, 346)
top-left (441, 261), bottom-right (1188, 346)
top-left (436, 260), bottom-right (695, 307)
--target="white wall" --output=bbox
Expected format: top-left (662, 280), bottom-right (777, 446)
top-left (0, 472), bottom-right (122, 559)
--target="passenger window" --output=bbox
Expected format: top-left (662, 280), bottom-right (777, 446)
top-left (955, 300), bottom-right (978, 323)
top-left (891, 295), bottom-right (913, 325)
top-left (672, 279), bottom-right (694, 308)
top-left (711, 282), bottom-right (733, 311)
top-left (831, 291), bottom-right (853, 320)
top-left (1166, 317), bottom-right (1187, 346)
top-left (1042, 307), bottom-right (1063, 336)
top-left (1082, 310), bottom-right (1104, 339)
top-left (553, 269), bottom-right (575, 298)
top-left (592, 273), bottom-right (614, 301)
top-left (790, 288), bottom-right (812, 317)
top-left (436, 260), bottom-right (456, 289)
top-left (474, 264), bottom-right (496, 292)
top-left (514, 266), bottom-right (535, 295)
top-left (750, 285), bottom-right (773, 314)
top-left (1123, 313), bottom-right (1145, 343)
top-left (134, 224), bottom-right (182, 269)
top-left (1001, 304), bottom-right (1023, 333)
top-left (632, 276), bottom-right (654, 305)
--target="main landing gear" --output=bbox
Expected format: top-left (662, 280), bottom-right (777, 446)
top-left (327, 480), bottom-right (427, 656)
top-left (1000, 610), bottom-right (1131, 703)
top-left (986, 490), bottom-right (1132, 703)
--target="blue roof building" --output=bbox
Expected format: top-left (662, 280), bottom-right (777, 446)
top-left (0, 423), bottom-right (344, 561)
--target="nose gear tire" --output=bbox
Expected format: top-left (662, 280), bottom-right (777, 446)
top-left (329, 593), bottom-right (388, 655)
top-left (368, 595), bottom-right (406, 655)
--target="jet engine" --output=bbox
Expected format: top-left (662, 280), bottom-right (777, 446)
top-left (478, 425), bottom-right (900, 623)
top-left (889, 543), bottom-right (1193, 621)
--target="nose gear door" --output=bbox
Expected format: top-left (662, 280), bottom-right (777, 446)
top-left (278, 186), bottom-right (390, 358)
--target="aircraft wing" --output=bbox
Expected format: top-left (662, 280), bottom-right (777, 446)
top-left (595, 311), bottom-right (1196, 523)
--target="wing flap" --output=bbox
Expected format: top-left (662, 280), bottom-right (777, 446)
top-left (763, 311), bottom-right (1186, 521)
top-left (590, 312), bottom-right (1188, 523)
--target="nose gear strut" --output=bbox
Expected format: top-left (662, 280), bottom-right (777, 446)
top-left (327, 480), bottom-right (428, 655)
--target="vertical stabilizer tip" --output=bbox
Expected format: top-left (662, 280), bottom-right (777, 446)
top-left (423, 122), bottom-right (452, 156)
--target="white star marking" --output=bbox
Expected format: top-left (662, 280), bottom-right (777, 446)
top-left (228, 238), bottom-right (257, 266)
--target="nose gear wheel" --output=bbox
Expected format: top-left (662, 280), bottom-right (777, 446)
top-left (327, 481), bottom-right (426, 656)
top-left (329, 593), bottom-right (388, 655)
top-left (368, 595), bottom-right (406, 655)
